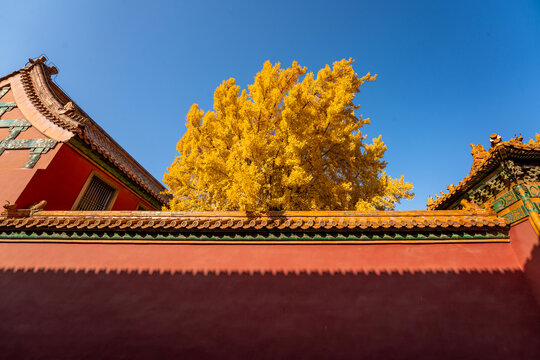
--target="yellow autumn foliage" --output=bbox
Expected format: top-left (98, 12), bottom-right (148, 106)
top-left (164, 59), bottom-right (414, 211)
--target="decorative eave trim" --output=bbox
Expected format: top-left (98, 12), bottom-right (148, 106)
top-left (9, 67), bottom-right (74, 142)
top-left (0, 233), bottom-right (509, 245)
top-left (429, 141), bottom-right (540, 210)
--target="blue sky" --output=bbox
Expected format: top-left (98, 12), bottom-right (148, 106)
top-left (1, 0), bottom-right (538, 210)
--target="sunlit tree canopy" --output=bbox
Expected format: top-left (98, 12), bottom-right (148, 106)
top-left (164, 59), bottom-right (414, 211)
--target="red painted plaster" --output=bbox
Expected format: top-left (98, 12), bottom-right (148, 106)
top-left (0, 170), bottom-right (36, 205)
top-left (0, 242), bottom-right (522, 273)
top-left (0, 242), bottom-right (539, 359)
top-left (15, 144), bottom-right (156, 210)
top-left (510, 219), bottom-right (540, 305)
top-left (509, 219), bottom-right (539, 266)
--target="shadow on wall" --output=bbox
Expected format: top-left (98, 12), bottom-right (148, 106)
top-left (1, 268), bottom-right (540, 359)
top-left (524, 241), bottom-right (540, 305)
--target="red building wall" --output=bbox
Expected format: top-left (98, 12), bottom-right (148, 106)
top-left (1, 86), bottom-right (157, 211)
top-left (510, 219), bottom-right (540, 304)
top-left (10, 144), bottom-right (156, 211)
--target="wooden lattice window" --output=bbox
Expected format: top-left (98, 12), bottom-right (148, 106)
top-left (73, 172), bottom-right (118, 211)
top-left (136, 203), bottom-right (150, 210)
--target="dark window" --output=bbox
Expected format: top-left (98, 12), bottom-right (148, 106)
top-left (75, 176), bottom-right (116, 210)
top-left (136, 203), bottom-right (149, 210)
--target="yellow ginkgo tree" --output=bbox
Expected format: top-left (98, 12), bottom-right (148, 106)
top-left (164, 59), bottom-right (414, 211)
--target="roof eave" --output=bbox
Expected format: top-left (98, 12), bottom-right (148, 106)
top-left (3, 57), bottom-right (169, 207)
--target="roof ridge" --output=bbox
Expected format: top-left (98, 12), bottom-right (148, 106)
top-left (428, 135), bottom-right (540, 210)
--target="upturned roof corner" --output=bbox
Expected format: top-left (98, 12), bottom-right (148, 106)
top-left (427, 134), bottom-right (540, 220)
top-left (0, 57), bottom-right (169, 207)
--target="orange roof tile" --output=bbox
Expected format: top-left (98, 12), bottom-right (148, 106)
top-left (428, 138), bottom-right (540, 210)
top-left (0, 209), bottom-right (509, 232)
top-left (1, 57), bottom-right (168, 206)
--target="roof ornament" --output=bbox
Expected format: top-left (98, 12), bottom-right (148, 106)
top-left (58, 101), bottom-right (76, 114)
top-left (2, 200), bottom-right (47, 218)
top-left (28, 56), bottom-right (47, 65)
top-left (490, 133), bottom-right (502, 147)
top-left (58, 101), bottom-right (88, 125)
top-left (29, 200), bottom-right (47, 211)
top-left (27, 56), bottom-right (58, 75)
top-left (470, 144), bottom-right (488, 170)
top-left (3, 201), bottom-right (16, 212)
top-left (427, 185), bottom-right (456, 209)
top-left (45, 65), bottom-right (58, 75)
top-left (460, 199), bottom-right (481, 212)
top-left (510, 134), bottom-right (524, 144)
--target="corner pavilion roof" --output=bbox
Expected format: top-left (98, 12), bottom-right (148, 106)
top-left (428, 137), bottom-right (540, 210)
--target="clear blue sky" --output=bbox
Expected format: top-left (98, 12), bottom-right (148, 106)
top-left (1, 0), bottom-right (538, 210)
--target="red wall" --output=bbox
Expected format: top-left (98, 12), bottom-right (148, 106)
top-left (0, 242), bottom-right (539, 359)
top-left (510, 219), bottom-right (540, 304)
top-left (15, 144), bottom-right (157, 210)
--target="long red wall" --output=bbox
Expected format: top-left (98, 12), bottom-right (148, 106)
top-left (15, 144), bottom-right (156, 210)
top-left (510, 219), bottom-right (540, 304)
top-left (0, 242), bottom-right (539, 359)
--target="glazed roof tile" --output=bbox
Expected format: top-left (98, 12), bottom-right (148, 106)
top-left (0, 210), bottom-right (509, 232)
top-left (0, 57), bottom-right (168, 205)
top-left (428, 139), bottom-right (540, 210)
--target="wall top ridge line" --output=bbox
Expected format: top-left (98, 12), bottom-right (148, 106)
top-left (0, 208), bottom-right (510, 234)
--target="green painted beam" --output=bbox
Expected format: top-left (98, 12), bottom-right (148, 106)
top-left (0, 230), bottom-right (509, 243)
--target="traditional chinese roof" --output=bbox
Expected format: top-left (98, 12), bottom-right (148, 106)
top-left (0, 57), bottom-right (168, 207)
top-left (428, 136), bottom-right (540, 210)
top-left (0, 209), bottom-right (509, 244)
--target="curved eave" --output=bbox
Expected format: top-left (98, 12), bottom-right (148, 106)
top-left (2, 58), bottom-right (168, 207)
top-left (430, 141), bottom-right (540, 210)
